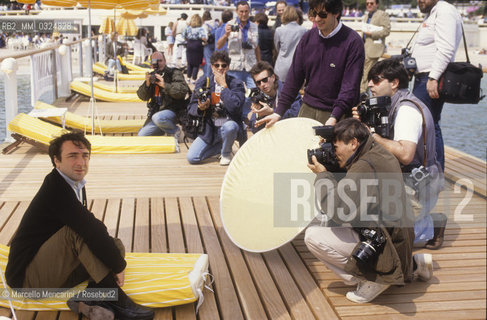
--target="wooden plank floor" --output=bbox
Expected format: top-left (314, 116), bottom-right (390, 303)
top-left (0, 99), bottom-right (485, 319)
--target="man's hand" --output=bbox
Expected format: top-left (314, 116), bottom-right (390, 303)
top-left (198, 99), bottom-right (211, 111)
top-left (155, 73), bottom-right (165, 88)
top-left (251, 101), bottom-right (273, 117)
top-left (115, 271), bottom-right (125, 287)
top-left (351, 106), bottom-right (360, 119)
top-left (255, 112), bottom-right (281, 128)
top-left (213, 70), bottom-right (227, 87)
top-left (427, 78), bottom-right (439, 99)
top-left (307, 155), bottom-right (327, 174)
top-left (145, 72), bottom-right (151, 86)
top-left (325, 117), bottom-right (337, 126)
top-left (224, 23), bottom-right (233, 37)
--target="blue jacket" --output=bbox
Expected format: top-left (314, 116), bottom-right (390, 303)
top-left (249, 80), bottom-right (301, 133)
top-left (188, 74), bottom-right (246, 145)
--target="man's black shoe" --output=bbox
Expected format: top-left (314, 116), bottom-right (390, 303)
top-left (102, 297), bottom-right (154, 320)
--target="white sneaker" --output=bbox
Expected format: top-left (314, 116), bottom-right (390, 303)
top-left (413, 253), bottom-right (433, 281)
top-left (219, 154), bottom-right (232, 166)
top-left (346, 280), bottom-right (390, 303)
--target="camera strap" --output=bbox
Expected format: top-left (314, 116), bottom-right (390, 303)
top-left (399, 99), bottom-right (427, 167)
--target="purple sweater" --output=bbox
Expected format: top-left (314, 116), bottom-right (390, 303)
top-left (276, 25), bottom-right (364, 120)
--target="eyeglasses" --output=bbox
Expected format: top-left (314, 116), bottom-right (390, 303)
top-left (366, 2), bottom-right (375, 5)
top-left (255, 76), bottom-right (270, 86)
top-left (213, 63), bottom-right (228, 69)
top-left (309, 9), bottom-right (328, 19)
top-left (370, 75), bottom-right (386, 85)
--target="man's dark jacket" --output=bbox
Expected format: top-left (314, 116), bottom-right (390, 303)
top-left (137, 66), bottom-right (190, 117)
top-left (6, 169), bottom-right (126, 289)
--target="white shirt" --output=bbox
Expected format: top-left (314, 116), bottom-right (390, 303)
top-left (411, 0), bottom-right (462, 79)
top-left (56, 168), bottom-right (86, 204)
top-left (319, 21), bottom-right (343, 39)
top-left (393, 104), bottom-right (422, 144)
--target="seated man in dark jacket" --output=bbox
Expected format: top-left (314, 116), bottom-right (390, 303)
top-left (6, 132), bottom-right (153, 320)
top-left (305, 118), bottom-right (432, 303)
top-left (137, 51), bottom-right (191, 139)
top-left (186, 51), bottom-right (246, 166)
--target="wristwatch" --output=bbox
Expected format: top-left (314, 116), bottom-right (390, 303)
top-left (428, 77), bottom-right (436, 81)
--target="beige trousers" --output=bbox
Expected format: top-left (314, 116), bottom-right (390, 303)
top-left (23, 226), bottom-right (125, 289)
top-left (304, 226), bottom-right (360, 285)
top-left (298, 102), bottom-right (332, 125)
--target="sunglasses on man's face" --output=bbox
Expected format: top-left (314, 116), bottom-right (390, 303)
top-left (255, 76), bottom-right (270, 86)
top-left (213, 63), bottom-right (228, 69)
top-left (370, 75), bottom-right (386, 85)
top-left (309, 9), bottom-right (328, 19)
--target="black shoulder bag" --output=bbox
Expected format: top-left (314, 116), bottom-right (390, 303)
top-left (438, 24), bottom-right (484, 104)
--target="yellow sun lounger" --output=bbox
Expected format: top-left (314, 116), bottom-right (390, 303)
top-left (6, 113), bottom-right (178, 154)
top-left (70, 81), bottom-right (142, 103)
top-left (0, 244), bottom-right (209, 310)
top-left (92, 81), bottom-right (138, 94)
top-left (93, 62), bottom-right (148, 75)
top-left (34, 101), bottom-right (144, 133)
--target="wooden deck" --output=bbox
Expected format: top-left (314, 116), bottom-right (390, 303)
top-left (0, 98), bottom-right (485, 319)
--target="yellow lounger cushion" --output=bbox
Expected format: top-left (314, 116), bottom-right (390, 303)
top-left (93, 62), bottom-right (148, 75)
top-left (70, 81), bottom-right (142, 103)
top-left (92, 81), bottom-right (138, 94)
top-left (34, 101), bottom-right (144, 133)
top-left (0, 244), bottom-right (209, 310)
top-left (8, 113), bottom-right (177, 154)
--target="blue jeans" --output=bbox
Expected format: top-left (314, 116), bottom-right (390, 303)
top-left (203, 45), bottom-right (214, 78)
top-left (138, 109), bottom-right (178, 136)
top-left (412, 74), bottom-right (445, 171)
top-left (107, 58), bottom-right (122, 72)
top-left (227, 70), bottom-right (255, 120)
top-left (186, 120), bottom-right (239, 164)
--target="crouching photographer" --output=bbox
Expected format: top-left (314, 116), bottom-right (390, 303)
top-left (352, 58), bottom-right (445, 249)
top-left (137, 51), bottom-right (191, 138)
top-left (248, 61), bottom-right (301, 133)
top-left (305, 118), bottom-right (432, 304)
top-left (186, 51), bottom-right (246, 166)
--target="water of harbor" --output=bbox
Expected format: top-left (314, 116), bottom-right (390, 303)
top-left (1, 74), bottom-right (486, 161)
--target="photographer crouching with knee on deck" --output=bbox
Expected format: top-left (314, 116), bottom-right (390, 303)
top-left (137, 51), bottom-right (191, 139)
top-left (352, 58), bottom-right (445, 249)
top-left (305, 118), bottom-right (433, 304)
top-left (186, 51), bottom-right (246, 166)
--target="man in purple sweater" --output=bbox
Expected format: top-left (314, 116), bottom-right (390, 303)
top-left (256, 0), bottom-right (364, 128)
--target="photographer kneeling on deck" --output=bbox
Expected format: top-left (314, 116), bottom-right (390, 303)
top-left (305, 118), bottom-right (433, 303)
top-left (186, 51), bottom-right (246, 166)
top-left (6, 133), bottom-right (154, 320)
top-left (138, 51), bottom-right (191, 139)
top-left (352, 58), bottom-right (445, 249)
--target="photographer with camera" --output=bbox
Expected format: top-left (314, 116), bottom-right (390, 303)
top-left (137, 52), bottom-right (191, 138)
top-left (305, 118), bottom-right (432, 304)
top-left (186, 51), bottom-right (246, 166)
top-left (353, 58), bottom-right (445, 249)
top-left (248, 61), bottom-right (301, 133)
top-left (216, 1), bottom-right (260, 94)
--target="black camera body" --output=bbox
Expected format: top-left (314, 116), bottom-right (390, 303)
top-left (357, 95), bottom-right (391, 138)
top-left (393, 48), bottom-right (417, 78)
top-left (196, 87), bottom-right (211, 103)
top-left (307, 126), bottom-right (341, 172)
top-left (249, 87), bottom-right (272, 105)
top-left (352, 228), bottom-right (386, 265)
top-left (149, 70), bottom-right (164, 85)
top-left (230, 24), bottom-right (239, 32)
top-left (212, 104), bottom-right (226, 118)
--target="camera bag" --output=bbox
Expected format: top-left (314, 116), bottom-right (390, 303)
top-left (438, 25), bottom-right (484, 104)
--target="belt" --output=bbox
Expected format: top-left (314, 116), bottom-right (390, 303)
top-left (415, 72), bottom-right (429, 78)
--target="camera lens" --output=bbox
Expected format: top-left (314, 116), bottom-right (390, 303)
top-left (352, 242), bottom-right (377, 264)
